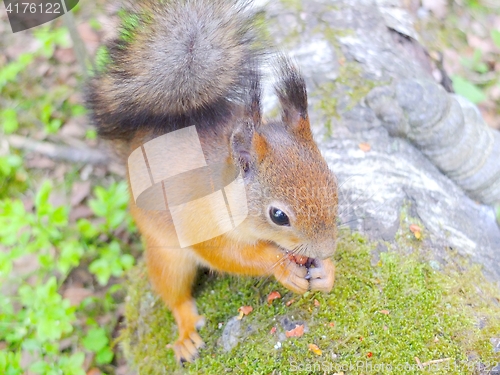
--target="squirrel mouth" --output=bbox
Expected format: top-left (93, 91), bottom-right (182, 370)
top-left (287, 253), bottom-right (314, 267)
top-left (276, 245), bottom-right (315, 267)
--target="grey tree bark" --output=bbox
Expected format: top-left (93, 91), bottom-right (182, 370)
top-left (262, 0), bottom-right (500, 283)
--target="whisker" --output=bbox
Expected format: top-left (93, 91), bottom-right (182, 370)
top-left (337, 218), bottom-right (361, 227)
top-left (337, 188), bottom-right (383, 219)
top-left (337, 175), bottom-right (357, 189)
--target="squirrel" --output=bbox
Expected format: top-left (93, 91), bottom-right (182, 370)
top-left (86, 0), bottom-right (338, 364)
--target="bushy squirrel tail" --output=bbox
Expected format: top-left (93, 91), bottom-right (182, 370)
top-left (86, 0), bottom-right (260, 140)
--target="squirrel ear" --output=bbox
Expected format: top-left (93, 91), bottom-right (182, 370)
top-left (230, 121), bottom-right (268, 176)
top-left (275, 56), bottom-right (313, 139)
top-left (230, 71), bottom-right (267, 175)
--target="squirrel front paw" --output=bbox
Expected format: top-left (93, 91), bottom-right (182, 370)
top-left (171, 300), bottom-right (206, 364)
top-left (308, 258), bottom-right (335, 293)
top-left (274, 259), bottom-right (309, 294)
top-left (173, 327), bottom-right (205, 364)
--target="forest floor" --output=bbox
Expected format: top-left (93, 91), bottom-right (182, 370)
top-left (0, 0), bottom-right (499, 374)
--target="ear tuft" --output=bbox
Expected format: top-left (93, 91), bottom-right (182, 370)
top-left (274, 56), bottom-right (312, 137)
top-left (245, 67), bottom-right (262, 127)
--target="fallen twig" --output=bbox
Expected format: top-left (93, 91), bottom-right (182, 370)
top-left (6, 134), bottom-right (109, 165)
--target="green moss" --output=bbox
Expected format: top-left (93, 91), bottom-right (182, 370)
top-left (313, 61), bottom-right (378, 137)
top-left (337, 62), bottom-right (378, 105)
top-left (119, 230), bottom-right (500, 374)
top-left (310, 26), bottom-right (381, 136)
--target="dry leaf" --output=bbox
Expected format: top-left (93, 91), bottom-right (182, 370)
top-left (63, 287), bottom-right (93, 306)
top-left (237, 305), bottom-right (253, 319)
top-left (87, 368), bottom-right (102, 375)
top-left (359, 142), bottom-right (371, 152)
top-left (409, 224), bottom-right (422, 239)
top-left (71, 181), bottom-right (91, 207)
top-left (314, 299), bottom-right (320, 307)
top-left (308, 343), bottom-right (322, 356)
top-left (378, 309), bottom-right (390, 315)
top-left (285, 299), bottom-right (296, 307)
top-left (286, 324), bottom-right (305, 338)
top-left (267, 291), bottom-right (281, 304)
top-left (409, 224), bottom-right (421, 233)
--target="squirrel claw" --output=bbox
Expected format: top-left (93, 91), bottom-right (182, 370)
top-left (174, 330), bottom-right (204, 364)
top-left (275, 259), bottom-right (309, 294)
top-left (308, 258), bottom-right (335, 293)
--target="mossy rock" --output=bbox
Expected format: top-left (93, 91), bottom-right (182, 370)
top-left (119, 231), bottom-right (500, 374)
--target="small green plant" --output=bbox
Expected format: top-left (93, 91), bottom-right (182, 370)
top-left (451, 75), bottom-right (487, 104)
top-left (0, 181), bottom-right (137, 374)
top-left (33, 25), bottom-right (70, 58)
top-left (88, 182), bottom-right (134, 233)
top-left (1, 108), bottom-right (19, 134)
top-left (460, 49), bottom-right (488, 74)
top-left (82, 327), bottom-right (114, 365)
top-left (89, 240), bottom-right (135, 285)
top-left (0, 53), bottom-right (33, 91)
top-left (0, 23), bottom-right (85, 139)
top-left (0, 152), bottom-right (27, 199)
top-left (492, 30), bottom-right (500, 49)
top-left (0, 351), bottom-right (23, 375)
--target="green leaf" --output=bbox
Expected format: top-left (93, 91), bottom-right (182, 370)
top-left (1, 109), bottom-right (19, 134)
top-left (0, 351), bottom-right (22, 375)
top-left (70, 104), bottom-right (87, 116)
top-left (50, 206), bottom-right (68, 226)
top-left (40, 103), bottom-right (52, 125)
top-left (96, 346), bottom-right (114, 365)
top-left (29, 361), bottom-right (49, 374)
top-left (492, 30), bottom-right (500, 49)
top-left (109, 210), bottom-right (126, 229)
top-left (120, 253), bottom-right (135, 270)
top-left (47, 118), bottom-right (63, 133)
top-left (35, 181), bottom-right (53, 214)
top-left (77, 219), bottom-right (99, 239)
top-left (88, 197), bottom-right (107, 217)
top-left (451, 75), bottom-right (487, 104)
top-left (89, 258), bottom-right (112, 285)
top-left (82, 327), bottom-right (109, 352)
top-left (33, 26), bottom-right (70, 57)
top-left (85, 129), bottom-right (97, 140)
top-left (57, 352), bottom-right (86, 375)
top-left (0, 53), bottom-right (33, 89)
top-left (58, 240), bottom-right (84, 274)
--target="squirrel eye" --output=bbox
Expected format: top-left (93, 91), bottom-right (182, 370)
top-left (269, 207), bottom-right (290, 226)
